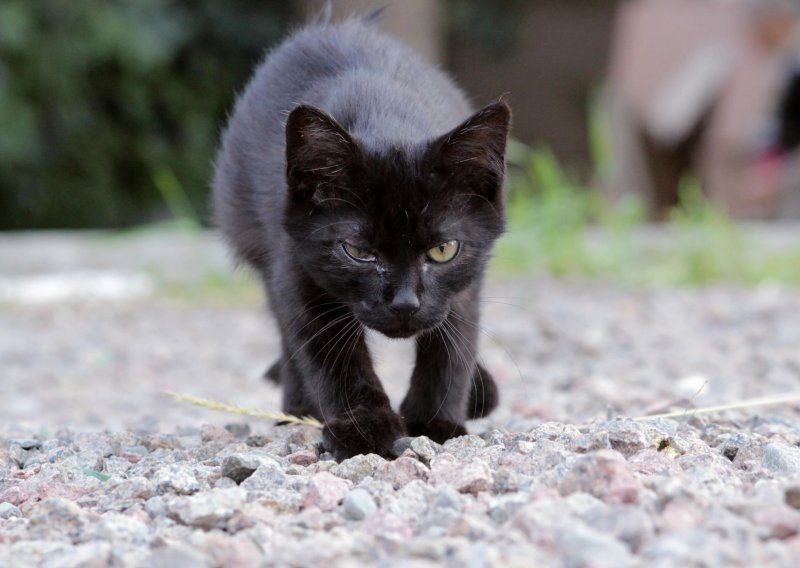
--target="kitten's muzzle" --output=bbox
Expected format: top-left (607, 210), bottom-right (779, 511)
top-left (389, 286), bottom-right (420, 317)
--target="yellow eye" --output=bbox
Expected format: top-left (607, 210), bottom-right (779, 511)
top-left (343, 242), bottom-right (376, 262)
top-left (427, 240), bottom-right (460, 263)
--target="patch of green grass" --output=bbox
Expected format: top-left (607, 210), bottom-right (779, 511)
top-left (158, 268), bottom-right (261, 307)
top-left (83, 468), bottom-right (110, 482)
top-left (494, 145), bottom-right (800, 287)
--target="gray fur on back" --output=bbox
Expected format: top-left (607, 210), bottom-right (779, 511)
top-left (212, 17), bottom-right (473, 269)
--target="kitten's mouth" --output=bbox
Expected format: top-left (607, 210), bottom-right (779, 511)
top-left (375, 324), bottom-right (420, 339)
top-left (359, 311), bottom-right (447, 339)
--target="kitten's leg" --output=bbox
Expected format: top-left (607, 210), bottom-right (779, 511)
top-left (280, 300), bottom-right (404, 461)
top-left (468, 363), bottom-right (499, 419)
top-left (401, 305), bottom-right (480, 443)
top-left (263, 358), bottom-right (282, 383)
top-left (278, 357), bottom-right (315, 417)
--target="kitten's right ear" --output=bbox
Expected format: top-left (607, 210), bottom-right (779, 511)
top-left (285, 105), bottom-right (361, 203)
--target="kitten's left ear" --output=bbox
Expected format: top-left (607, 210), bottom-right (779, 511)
top-left (285, 105), bottom-right (361, 203)
top-left (432, 101), bottom-right (512, 203)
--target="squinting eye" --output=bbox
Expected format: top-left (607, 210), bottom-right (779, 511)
top-left (343, 242), bottom-right (376, 262)
top-left (426, 240), bottom-right (460, 263)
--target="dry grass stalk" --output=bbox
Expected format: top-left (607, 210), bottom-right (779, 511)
top-left (163, 390), bottom-right (324, 429)
top-left (634, 392), bottom-right (800, 421)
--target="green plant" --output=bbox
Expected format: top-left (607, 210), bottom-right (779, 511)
top-left (0, 0), bottom-right (290, 229)
top-left (495, 144), bottom-right (800, 287)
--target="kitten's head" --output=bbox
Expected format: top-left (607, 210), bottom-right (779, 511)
top-left (283, 101), bottom-right (511, 338)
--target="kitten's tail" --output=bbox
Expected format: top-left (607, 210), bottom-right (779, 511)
top-left (309, 1), bottom-right (387, 26)
top-left (362, 5), bottom-right (388, 25)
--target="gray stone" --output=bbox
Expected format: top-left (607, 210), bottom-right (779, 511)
top-left (342, 488), bottom-right (378, 520)
top-left (153, 463), bottom-right (200, 495)
top-left (145, 496), bottom-right (167, 519)
top-left (9, 438), bottom-right (41, 450)
top-left (26, 498), bottom-right (93, 543)
top-left (0, 502), bottom-right (21, 519)
top-left (112, 476), bottom-right (154, 501)
top-left (11, 541), bottom-right (113, 568)
top-left (331, 453), bottom-right (385, 484)
top-left (8, 444), bottom-right (27, 467)
top-left (488, 493), bottom-right (529, 523)
top-left (224, 422), bottom-right (251, 439)
top-left (221, 453), bottom-right (272, 484)
top-left (120, 445), bottom-right (148, 463)
top-left (410, 436), bottom-right (440, 465)
top-left (238, 458), bottom-right (286, 491)
top-left (143, 544), bottom-right (208, 568)
top-left (557, 526), bottom-right (634, 567)
top-left (433, 486), bottom-right (464, 512)
top-left (287, 427), bottom-right (319, 453)
top-left (22, 451), bottom-right (43, 469)
top-left (391, 437), bottom-right (414, 457)
top-left (762, 443), bottom-right (800, 475)
top-left (442, 435), bottom-right (486, 458)
top-left (74, 431), bottom-right (115, 457)
top-left (168, 487), bottom-right (246, 530)
top-left (94, 513), bottom-right (150, 547)
top-left (604, 419), bottom-right (650, 457)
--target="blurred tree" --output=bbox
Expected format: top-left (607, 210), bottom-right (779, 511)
top-left (0, 0), bottom-right (289, 229)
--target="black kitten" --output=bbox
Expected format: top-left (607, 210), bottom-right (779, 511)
top-left (213, 15), bottom-right (510, 460)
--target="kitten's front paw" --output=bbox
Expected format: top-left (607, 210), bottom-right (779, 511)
top-left (322, 406), bottom-right (405, 461)
top-left (405, 419), bottom-right (467, 444)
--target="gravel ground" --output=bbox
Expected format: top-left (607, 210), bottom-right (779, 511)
top-left (2, 231), bottom-right (800, 566)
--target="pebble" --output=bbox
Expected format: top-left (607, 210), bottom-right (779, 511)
top-left (376, 455), bottom-right (429, 489)
top-left (221, 453), bottom-right (271, 484)
top-left (200, 424), bottom-right (234, 443)
top-left (342, 488), bottom-right (378, 520)
top-left (9, 438), bottom-right (42, 450)
top-left (3, 272), bottom-right (800, 565)
top-left (410, 436), bottom-right (440, 465)
top-left (430, 454), bottom-right (492, 494)
top-left (557, 450), bottom-right (643, 504)
top-left (168, 487), bottom-right (246, 530)
top-left (153, 464), bottom-right (201, 495)
top-left (0, 502), bottom-right (21, 519)
top-left (302, 472), bottom-right (349, 512)
top-left (762, 443), bottom-right (800, 475)
top-left (331, 453), bottom-right (385, 484)
top-left (94, 513), bottom-right (150, 547)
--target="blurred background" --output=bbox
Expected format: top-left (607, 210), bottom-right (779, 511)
top-left (2, 0), bottom-right (800, 285)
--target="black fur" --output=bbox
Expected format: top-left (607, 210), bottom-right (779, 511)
top-left (213, 16), bottom-right (510, 460)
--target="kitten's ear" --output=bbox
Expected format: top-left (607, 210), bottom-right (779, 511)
top-left (285, 105), bottom-right (361, 202)
top-left (432, 101), bottom-right (511, 203)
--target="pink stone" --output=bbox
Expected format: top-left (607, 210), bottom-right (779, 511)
top-left (0, 486), bottom-right (28, 506)
top-left (753, 506), bottom-right (800, 539)
top-left (429, 455), bottom-right (492, 495)
top-left (362, 511), bottom-right (413, 541)
top-left (200, 424), bottom-right (235, 443)
top-left (36, 483), bottom-right (90, 502)
top-left (302, 471), bottom-right (349, 512)
top-left (287, 450), bottom-right (318, 466)
top-left (657, 498), bottom-right (705, 532)
top-left (376, 456), bottom-right (429, 489)
top-left (629, 448), bottom-right (683, 476)
top-left (557, 450), bottom-right (643, 505)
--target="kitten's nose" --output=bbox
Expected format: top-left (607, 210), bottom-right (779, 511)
top-left (389, 286), bottom-right (420, 315)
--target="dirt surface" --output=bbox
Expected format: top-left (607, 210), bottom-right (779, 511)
top-left (2, 231), bottom-right (800, 566)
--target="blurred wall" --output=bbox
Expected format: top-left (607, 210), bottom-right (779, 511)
top-left (449, 0), bottom-right (620, 173)
top-left (1, 0), bottom-right (619, 229)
